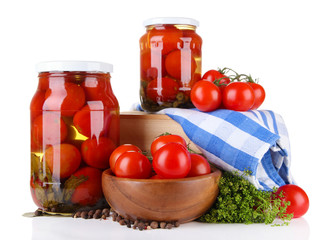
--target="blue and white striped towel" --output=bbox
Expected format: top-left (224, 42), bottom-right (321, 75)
top-left (158, 108), bottom-right (294, 191)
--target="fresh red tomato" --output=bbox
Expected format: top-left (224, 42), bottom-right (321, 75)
top-left (81, 137), bottom-right (117, 169)
top-left (222, 82), bottom-right (255, 111)
top-left (186, 154), bottom-right (211, 177)
top-left (114, 151), bottom-right (152, 179)
top-left (146, 77), bottom-right (179, 103)
top-left (150, 134), bottom-right (187, 156)
top-left (152, 142), bottom-right (191, 179)
top-left (31, 112), bottom-right (68, 149)
top-left (44, 82), bottom-right (86, 116)
top-left (275, 184), bottom-right (309, 218)
top-left (247, 82), bottom-right (266, 110)
top-left (71, 167), bottom-right (103, 206)
top-left (109, 144), bottom-right (142, 172)
top-left (202, 69), bottom-right (230, 87)
top-left (43, 143), bottom-right (81, 179)
top-left (191, 80), bottom-right (222, 112)
top-left (165, 49), bottom-right (197, 80)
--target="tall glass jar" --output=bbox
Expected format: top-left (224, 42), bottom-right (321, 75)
top-left (30, 61), bottom-right (119, 214)
top-left (140, 17), bottom-right (202, 112)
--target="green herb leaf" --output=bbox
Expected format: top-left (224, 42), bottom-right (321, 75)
top-left (199, 171), bottom-right (292, 225)
top-left (63, 175), bottom-right (88, 202)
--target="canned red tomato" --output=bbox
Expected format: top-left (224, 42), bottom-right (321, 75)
top-left (140, 17), bottom-right (202, 112)
top-left (30, 61), bottom-right (119, 213)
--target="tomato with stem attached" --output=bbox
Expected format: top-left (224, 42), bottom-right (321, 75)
top-left (150, 134), bottom-right (187, 156)
top-left (109, 144), bottom-right (142, 172)
top-left (202, 69), bottom-right (230, 87)
top-left (152, 142), bottom-right (191, 179)
top-left (191, 80), bottom-right (222, 112)
top-left (222, 82), bottom-right (255, 111)
top-left (114, 151), bottom-right (152, 179)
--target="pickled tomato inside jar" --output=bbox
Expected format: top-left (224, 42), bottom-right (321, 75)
top-left (140, 17), bottom-right (202, 112)
top-left (30, 61), bottom-right (120, 213)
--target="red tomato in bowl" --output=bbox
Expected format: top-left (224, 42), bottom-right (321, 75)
top-left (152, 142), bottom-right (191, 179)
top-left (150, 174), bottom-right (163, 179)
top-left (114, 151), bottom-right (152, 179)
top-left (81, 137), bottom-right (117, 169)
top-left (222, 82), bottom-right (255, 111)
top-left (109, 144), bottom-right (142, 172)
top-left (191, 80), bottom-right (222, 112)
top-left (150, 134), bottom-right (187, 156)
top-left (186, 154), bottom-right (211, 177)
top-left (247, 82), bottom-right (266, 110)
top-left (275, 184), bottom-right (309, 218)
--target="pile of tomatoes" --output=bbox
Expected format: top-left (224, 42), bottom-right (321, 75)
top-left (191, 68), bottom-right (266, 112)
top-left (109, 134), bottom-right (211, 179)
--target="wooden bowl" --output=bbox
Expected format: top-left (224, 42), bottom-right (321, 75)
top-left (102, 168), bottom-right (221, 223)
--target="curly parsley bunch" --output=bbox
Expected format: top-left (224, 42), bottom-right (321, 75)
top-left (200, 171), bottom-right (292, 225)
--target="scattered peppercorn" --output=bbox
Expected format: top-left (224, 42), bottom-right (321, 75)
top-left (150, 221), bottom-right (158, 229)
top-left (160, 222), bottom-right (166, 229)
top-left (166, 223), bottom-right (173, 229)
top-left (34, 209), bottom-right (43, 217)
top-left (81, 211), bottom-right (88, 219)
top-left (42, 206), bottom-right (182, 230)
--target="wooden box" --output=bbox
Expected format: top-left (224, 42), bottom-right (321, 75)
top-left (119, 112), bottom-right (200, 153)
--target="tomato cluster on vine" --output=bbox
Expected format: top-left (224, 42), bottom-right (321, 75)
top-left (191, 68), bottom-right (266, 112)
top-left (109, 134), bottom-right (211, 179)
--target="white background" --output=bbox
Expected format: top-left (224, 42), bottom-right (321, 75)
top-left (0, 0), bottom-right (329, 239)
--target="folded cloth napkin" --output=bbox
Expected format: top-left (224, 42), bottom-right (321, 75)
top-left (157, 108), bottom-right (294, 191)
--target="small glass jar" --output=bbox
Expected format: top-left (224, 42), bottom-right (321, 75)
top-left (30, 61), bottom-right (119, 214)
top-left (140, 17), bottom-right (202, 112)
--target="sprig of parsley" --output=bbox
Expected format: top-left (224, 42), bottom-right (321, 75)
top-left (199, 171), bottom-right (292, 225)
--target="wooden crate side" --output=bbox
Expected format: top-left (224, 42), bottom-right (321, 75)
top-left (120, 113), bottom-right (200, 153)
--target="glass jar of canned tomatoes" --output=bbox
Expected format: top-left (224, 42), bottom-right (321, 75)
top-left (140, 17), bottom-right (202, 112)
top-left (30, 61), bottom-right (119, 214)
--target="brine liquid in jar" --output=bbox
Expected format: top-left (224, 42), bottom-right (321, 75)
top-left (30, 61), bottom-right (119, 213)
top-left (140, 17), bottom-right (202, 112)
